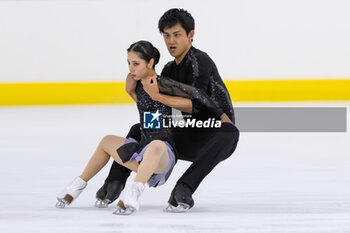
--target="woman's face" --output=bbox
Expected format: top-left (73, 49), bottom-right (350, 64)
top-left (127, 51), bottom-right (150, 80)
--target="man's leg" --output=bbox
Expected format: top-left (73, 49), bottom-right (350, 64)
top-left (95, 123), bottom-right (141, 207)
top-left (178, 123), bottom-right (239, 192)
top-left (167, 123), bottom-right (239, 210)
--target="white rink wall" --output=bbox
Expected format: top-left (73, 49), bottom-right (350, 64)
top-left (0, 0), bottom-right (350, 82)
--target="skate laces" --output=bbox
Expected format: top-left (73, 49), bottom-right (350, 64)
top-left (122, 182), bottom-right (145, 210)
top-left (128, 182), bottom-right (145, 202)
top-left (69, 177), bottom-right (87, 190)
top-left (56, 177), bottom-right (87, 208)
top-left (132, 182), bottom-right (145, 197)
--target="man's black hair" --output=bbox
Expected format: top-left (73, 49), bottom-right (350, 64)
top-left (158, 8), bottom-right (195, 34)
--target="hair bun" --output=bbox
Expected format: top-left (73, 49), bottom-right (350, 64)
top-left (153, 47), bottom-right (160, 65)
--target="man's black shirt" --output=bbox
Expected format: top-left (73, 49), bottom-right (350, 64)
top-left (161, 46), bottom-right (235, 123)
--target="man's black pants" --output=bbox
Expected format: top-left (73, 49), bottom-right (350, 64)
top-left (105, 123), bottom-right (239, 193)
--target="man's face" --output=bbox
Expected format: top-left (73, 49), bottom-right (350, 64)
top-left (162, 23), bottom-right (194, 63)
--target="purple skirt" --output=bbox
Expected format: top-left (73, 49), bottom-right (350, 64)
top-left (124, 138), bottom-right (176, 187)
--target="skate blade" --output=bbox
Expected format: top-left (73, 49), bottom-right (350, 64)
top-left (113, 206), bottom-right (135, 215)
top-left (164, 203), bottom-right (190, 213)
top-left (55, 194), bottom-right (73, 209)
top-left (56, 199), bottom-right (68, 209)
top-left (112, 200), bottom-right (136, 215)
top-left (95, 198), bottom-right (111, 208)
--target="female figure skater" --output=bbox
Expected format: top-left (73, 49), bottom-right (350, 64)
top-left (56, 41), bottom-right (177, 215)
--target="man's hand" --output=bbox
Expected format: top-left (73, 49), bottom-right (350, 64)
top-left (220, 113), bottom-right (234, 125)
top-left (143, 76), bottom-right (160, 100)
top-left (125, 73), bottom-right (137, 102)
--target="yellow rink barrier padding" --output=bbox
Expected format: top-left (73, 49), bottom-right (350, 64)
top-left (0, 82), bottom-right (130, 106)
top-left (228, 79), bottom-right (350, 102)
top-left (0, 79), bottom-right (350, 106)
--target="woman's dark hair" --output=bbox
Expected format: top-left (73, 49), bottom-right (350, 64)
top-left (127, 40), bottom-right (160, 68)
top-left (158, 8), bottom-right (195, 35)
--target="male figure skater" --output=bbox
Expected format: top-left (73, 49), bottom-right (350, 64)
top-left (95, 8), bottom-right (239, 212)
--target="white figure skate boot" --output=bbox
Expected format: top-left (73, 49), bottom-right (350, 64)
top-left (56, 177), bottom-right (87, 208)
top-left (113, 182), bottom-right (145, 215)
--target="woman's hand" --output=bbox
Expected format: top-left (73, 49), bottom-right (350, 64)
top-left (125, 73), bottom-right (137, 102)
top-left (143, 76), bottom-right (160, 100)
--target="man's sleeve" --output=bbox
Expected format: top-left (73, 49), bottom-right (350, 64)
top-left (157, 76), bottom-right (224, 117)
top-left (190, 54), bottom-right (215, 113)
top-left (192, 54), bottom-right (213, 91)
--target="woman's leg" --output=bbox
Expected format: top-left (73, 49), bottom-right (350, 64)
top-left (80, 135), bottom-right (139, 182)
top-left (134, 140), bottom-right (169, 184)
top-left (114, 140), bottom-right (170, 214)
top-left (57, 135), bottom-right (141, 208)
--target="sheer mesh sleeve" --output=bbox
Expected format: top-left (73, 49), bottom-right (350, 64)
top-left (157, 76), bottom-right (224, 117)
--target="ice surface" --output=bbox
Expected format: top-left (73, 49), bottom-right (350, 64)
top-left (0, 104), bottom-right (349, 233)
